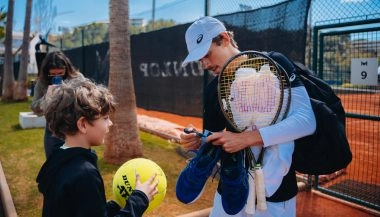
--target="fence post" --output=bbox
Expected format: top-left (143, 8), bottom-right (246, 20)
top-left (202, 0), bottom-right (210, 130)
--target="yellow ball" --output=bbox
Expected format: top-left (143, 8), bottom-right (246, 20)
top-left (112, 158), bottom-right (167, 213)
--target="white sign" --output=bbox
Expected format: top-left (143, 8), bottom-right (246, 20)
top-left (350, 58), bottom-right (378, 86)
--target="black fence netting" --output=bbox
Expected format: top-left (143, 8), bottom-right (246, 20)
top-left (3, 0), bottom-right (310, 116)
top-left (130, 23), bottom-right (204, 116)
top-left (216, 0), bottom-right (310, 62)
top-left (64, 42), bottom-right (110, 85)
top-left (117, 0), bottom-right (310, 116)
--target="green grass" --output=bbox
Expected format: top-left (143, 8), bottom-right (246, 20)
top-left (0, 100), bottom-right (216, 217)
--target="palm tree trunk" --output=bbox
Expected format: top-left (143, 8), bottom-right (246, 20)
top-left (104, 0), bottom-right (143, 164)
top-left (2, 0), bottom-right (15, 101)
top-left (14, 0), bottom-right (32, 101)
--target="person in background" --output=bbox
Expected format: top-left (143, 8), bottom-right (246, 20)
top-left (36, 78), bottom-right (158, 217)
top-left (31, 51), bottom-right (84, 158)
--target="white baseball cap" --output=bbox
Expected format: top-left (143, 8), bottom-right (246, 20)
top-left (182, 16), bottom-right (226, 66)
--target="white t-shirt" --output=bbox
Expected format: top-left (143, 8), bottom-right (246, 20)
top-left (256, 86), bottom-right (316, 197)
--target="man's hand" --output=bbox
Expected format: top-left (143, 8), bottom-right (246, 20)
top-left (206, 130), bottom-right (264, 153)
top-left (179, 124), bottom-right (202, 151)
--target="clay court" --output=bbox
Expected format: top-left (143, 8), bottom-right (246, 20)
top-left (339, 92), bottom-right (380, 183)
top-left (137, 89), bottom-right (380, 216)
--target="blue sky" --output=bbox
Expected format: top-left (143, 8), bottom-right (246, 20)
top-left (2, 0), bottom-right (379, 34)
top-left (1, 0), bottom-right (188, 32)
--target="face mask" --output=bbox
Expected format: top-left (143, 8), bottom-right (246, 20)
top-left (51, 76), bottom-right (63, 85)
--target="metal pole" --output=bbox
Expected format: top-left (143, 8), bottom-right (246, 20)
top-left (152, 0), bottom-right (155, 30)
top-left (203, 0), bottom-right (210, 130)
top-left (205, 0), bottom-right (210, 16)
top-left (82, 28), bottom-right (85, 74)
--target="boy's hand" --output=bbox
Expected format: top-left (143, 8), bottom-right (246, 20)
top-left (134, 173), bottom-right (158, 202)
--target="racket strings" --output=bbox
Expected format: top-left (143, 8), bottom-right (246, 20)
top-left (276, 71), bottom-right (292, 122)
top-left (219, 54), bottom-right (284, 131)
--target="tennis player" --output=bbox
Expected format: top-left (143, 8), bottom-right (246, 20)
top-left (179, 16), bottom-right (316, 216)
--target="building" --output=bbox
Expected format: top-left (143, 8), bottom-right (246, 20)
top-left (0, 31), bottom-right (39, 74)
top-left (130, 18), bottom-right (146, 27)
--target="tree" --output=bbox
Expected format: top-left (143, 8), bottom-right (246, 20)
top-left (2, 0), bottom-right (14, 101)
top-left (14, 0), bottom-right (32, 100)
top-left (129, 19), bottom-right (176, 35)
top-left (145, 18), bottom-right (176, 32)
top-left (104, 0), bottom-right (143, 164)
top-left (55, 22), bottom-right (109, 49)
top-left (0, 7), bottom-right (6, 40)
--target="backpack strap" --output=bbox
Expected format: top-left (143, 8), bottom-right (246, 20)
top-left (293, 61), bottom-right (314, 76)
top-left (265, 51), bottom-right (304, 88)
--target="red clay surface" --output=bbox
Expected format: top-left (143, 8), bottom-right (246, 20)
top-left (338, 93), bottom-right (380, 189)
top-left (137, 104), bottom-right (379, 217)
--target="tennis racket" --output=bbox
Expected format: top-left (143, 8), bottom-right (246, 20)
top-left (217, 51), bottom-right (291, 213)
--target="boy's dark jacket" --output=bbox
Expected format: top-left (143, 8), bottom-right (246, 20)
top-left (36, 147), bottom-right (148, 217)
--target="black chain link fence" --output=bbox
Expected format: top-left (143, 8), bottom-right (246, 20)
top-left (51, 0), bottom-right (380, 51)
top-left (2, 0), bottom-right (379, 212)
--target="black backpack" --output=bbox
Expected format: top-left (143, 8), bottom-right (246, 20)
top-left (268, 52), bottom-right (352, 175)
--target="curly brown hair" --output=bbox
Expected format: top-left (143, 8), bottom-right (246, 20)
top-left (44, 79), bottom-right (116, 139)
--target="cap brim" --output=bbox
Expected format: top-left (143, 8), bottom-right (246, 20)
top-left (182, 40), bottom-right (212, 67)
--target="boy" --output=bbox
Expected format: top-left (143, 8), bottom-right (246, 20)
top-left (36, 79), bottom-right (158, 217)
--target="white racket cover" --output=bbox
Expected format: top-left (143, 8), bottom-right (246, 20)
top-left (245, 169), bottom-right (256, 215)
top-left (255, 166), bottom-right (267, 211)
top-left (229, 66), bottom-right (281, 131)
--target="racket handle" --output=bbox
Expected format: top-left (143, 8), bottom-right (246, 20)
top-left (245, 170), bottom-right (256, 215)
top-left (184, 128), bottom-right (206, 138)
top-left (255, 165), bottom-right (267, 211)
